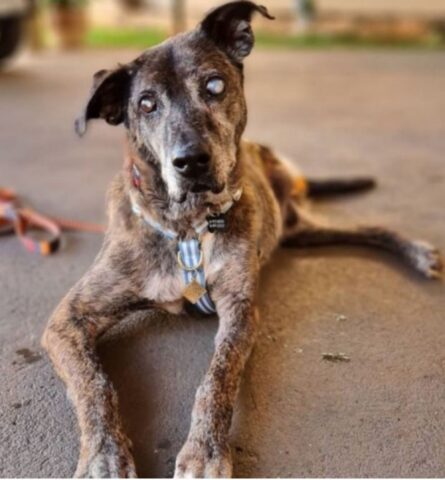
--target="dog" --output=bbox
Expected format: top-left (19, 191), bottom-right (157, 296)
top-left (42, 1), bottom-right (443, 478)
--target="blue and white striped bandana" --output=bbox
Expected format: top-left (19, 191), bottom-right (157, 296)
top-left (132, 202), bottom-right (216, 315)
top-left (177, 238), bottom-right (216, 315)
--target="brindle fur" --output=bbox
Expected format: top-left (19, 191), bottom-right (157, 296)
top-left (42, 2), bottom-right (443, 478)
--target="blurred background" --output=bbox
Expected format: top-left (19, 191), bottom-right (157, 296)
top-left (2, 0), bottom-right (445, 58)
top-left (2, 1), bottom-right (445, 478)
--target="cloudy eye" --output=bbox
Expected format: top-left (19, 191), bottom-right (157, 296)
top-left (139, 95), bottom-right (157, 114)
top-left (206, 77), bottom-right (225, 96)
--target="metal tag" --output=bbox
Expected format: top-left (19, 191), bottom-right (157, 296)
top-left (183, 279), bottom-right (207, 304)
top-left (207, 214), bottom-right (226, 233)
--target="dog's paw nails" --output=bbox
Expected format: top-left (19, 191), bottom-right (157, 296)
top-left (411, 241), bottom-right (443, 279)
top-left (174, 439), bottom-right (232, 478)
top-left (75, 449), bottom-right (137, 478)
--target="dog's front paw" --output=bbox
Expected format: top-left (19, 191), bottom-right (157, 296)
top-left (75, 437), bottom-right (137, 478)
top-left (75, 452), bottom-right (136, 478)
top-left (409, 240), bottom-right (443, 279)
top-left (174, 438), bottom-right (232, 478)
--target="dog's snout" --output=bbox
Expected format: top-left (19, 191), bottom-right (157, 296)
top-left (173, 149), bottom-right (211, 179)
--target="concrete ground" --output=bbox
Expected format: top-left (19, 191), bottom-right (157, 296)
top-left (1, 49), bottom-right (445, 478)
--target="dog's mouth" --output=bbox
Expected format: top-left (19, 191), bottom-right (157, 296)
top-left (190, 183), bottom-right (211, 194)
top-left (176, 181), bottom-right (225, 203)
top-left (190, 182), bottom-right (225, 194)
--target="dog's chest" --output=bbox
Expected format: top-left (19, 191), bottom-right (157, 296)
top-left (142, 261), bottom-right (182, 300)
top-left (141, 232), bottom-right (223, 314)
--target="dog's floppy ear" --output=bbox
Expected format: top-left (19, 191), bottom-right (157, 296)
top-left (200, 1), bottom-right (274, 64)
top-left (75, 65), bottom-right (133, 136)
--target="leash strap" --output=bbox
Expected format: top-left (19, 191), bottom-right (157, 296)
top-left (0, 188), bottom-right (104, 255)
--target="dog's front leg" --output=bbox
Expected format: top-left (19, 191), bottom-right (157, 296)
top-left (175, 266), bottom-right (259, 478)
top-left (42, 286), bottom-right (151, 478)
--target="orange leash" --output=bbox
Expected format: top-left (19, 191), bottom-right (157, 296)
top-left (0, 188), bottom-right (105, 255)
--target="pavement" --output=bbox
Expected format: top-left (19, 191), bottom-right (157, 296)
top-left (1, 49), bottom-right (445, 478)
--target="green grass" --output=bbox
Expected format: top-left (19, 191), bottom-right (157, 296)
top-left (86, 27), bottom-right (445, 50)
top-left (86, 27), bottom-right (167, 49)
top-left (256, 31), bottom-right (445, 49)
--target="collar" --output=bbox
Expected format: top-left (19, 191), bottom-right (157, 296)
top-left (131, 191), bottom-right (241, 240)
top-left (130, 163), bottom-right (242, 240)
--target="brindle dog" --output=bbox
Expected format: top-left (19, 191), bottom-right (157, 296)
top-left (42, 1), bottom-right (443, 478)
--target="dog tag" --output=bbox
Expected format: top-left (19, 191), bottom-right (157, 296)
top-left (183, 279), bottom-right (207, 304)
top-left (207, 214), bottom-right (226, 233)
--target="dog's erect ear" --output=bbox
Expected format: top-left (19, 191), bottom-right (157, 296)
top-left (200, 1), bottom-right (274, 63)
top-left (75, 66), bottom-right (133, 136)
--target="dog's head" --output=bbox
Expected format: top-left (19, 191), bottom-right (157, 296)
top-left (76, 1), bottom-right (273, 203)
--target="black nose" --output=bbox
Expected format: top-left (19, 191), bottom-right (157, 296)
top-left (172, 150), bottom-right (211, 179)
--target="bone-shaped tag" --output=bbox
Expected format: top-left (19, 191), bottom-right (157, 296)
top-left (207, 214), bottom-right (226, 233)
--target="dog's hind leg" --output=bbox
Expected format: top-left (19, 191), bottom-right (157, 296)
top-left (42, 258), bottom-right (152, 478)
top-left (282, 216), bottom-right (443, 279)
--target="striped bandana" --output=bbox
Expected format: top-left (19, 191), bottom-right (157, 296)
top-left (177, 238), bottom-right (216, 314)
top-left (131, 194), bottom-right (240, 316)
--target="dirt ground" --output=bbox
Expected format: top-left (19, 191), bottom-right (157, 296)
top-left (1, 49), bottom-right (445, 477)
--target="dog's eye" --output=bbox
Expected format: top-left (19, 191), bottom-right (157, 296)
top-left (206, 77), bottom-right (225, 96)
top-left (139, 95), bottom-right (157, 114)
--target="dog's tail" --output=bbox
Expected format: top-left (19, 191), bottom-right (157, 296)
top-left (305, 177), bottom-right (376, 198)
